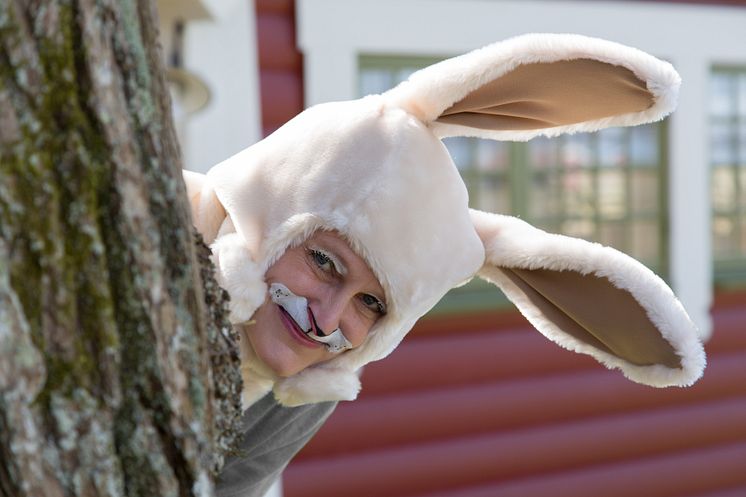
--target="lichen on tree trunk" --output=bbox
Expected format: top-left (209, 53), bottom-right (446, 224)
top-left (0, 1), bottom-right (243, 496)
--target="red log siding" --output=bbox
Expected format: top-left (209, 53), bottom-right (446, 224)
top-left (629, 0), bottom-right (746, 5)
top-left (285, 293), bottom-right (746, 497)
top-left (255, 0), bottom-right (303, 137)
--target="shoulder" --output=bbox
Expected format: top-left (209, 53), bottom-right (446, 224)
top-left (216, 393), bottom-right (337, 497)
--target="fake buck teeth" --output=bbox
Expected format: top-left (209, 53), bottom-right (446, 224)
top-left (269, 283), bottom-right (353, 353)
top-left (270, 282), bottom-right (311, 330)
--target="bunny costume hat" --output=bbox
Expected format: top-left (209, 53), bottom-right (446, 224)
top-left (184, 34), bottom-right (706, 407)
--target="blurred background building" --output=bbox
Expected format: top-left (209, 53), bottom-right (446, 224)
top-left (165, 1), bottom-right (746, 496)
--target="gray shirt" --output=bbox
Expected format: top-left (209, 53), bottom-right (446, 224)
top-left (216, 393), bottom-right (338, 497)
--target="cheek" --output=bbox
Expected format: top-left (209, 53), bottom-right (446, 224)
top-left (245, 301), bottom-right (332, 377)
top-left (344, 313), bottom-right (378, 348)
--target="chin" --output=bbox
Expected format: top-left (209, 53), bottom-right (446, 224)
top-left (246, 326), bottom-right (308, 378)
top-left (262, 358), bottom-right (305, 378)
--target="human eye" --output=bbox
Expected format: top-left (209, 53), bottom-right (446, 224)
top-left (308, 248), bottom-right (335, 273)
top-left (360, 293), bottom-right (386, 316)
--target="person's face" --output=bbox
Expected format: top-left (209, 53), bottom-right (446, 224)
top-left (246, 230), bottom-right (387, 377)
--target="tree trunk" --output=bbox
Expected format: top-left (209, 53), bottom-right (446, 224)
top-left (0, 1), bottom-right (243, 496)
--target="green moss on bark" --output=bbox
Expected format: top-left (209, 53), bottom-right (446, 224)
top-left (1, 0), bottom-right (242, 495)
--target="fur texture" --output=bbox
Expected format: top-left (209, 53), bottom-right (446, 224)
top-left (235, 323), bottom-right (277, 408)
top-left (183, 33), bottom-right (703, 407)
top-left (273, 366), bottom-right (361, 407)
top-left (386, 33), bottom-right (680, 140)
top-left (471, 210), bottom-right (705, 387)
top-left (182, 169), bottom-right (227, 244)
top-left (211, 233), bottom-right (268, 324)
top-left (206, 101), bottom-right (485, 405)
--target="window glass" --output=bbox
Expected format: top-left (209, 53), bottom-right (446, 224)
top-left (630, 125), bottom-right (658, 166)
top-left (630, 171), bottom-right (658, 214)
top-left (711, 72), bottom-right (735, 117)
top-left (561, 134), bottom-right (593, 167)
top-left (529, 170), bottom-right (560, 221)
top-left (713, 216), bottom-right (737, 259)
top-left (476, 176), bottom-right (511, 214)
top-left (738, 74), bottom-right (746, 116)
top-left (359, 69), bottom-right (393, 96)
top-left (710, 68), bottom-right (746, 286)
top-left (710, 121), bottom-right (735, 165)
top-left (475, 140), bottom-right (509, 172)
top-left (599, 127), bottom-right (626, 167)
top-left (442, 137), bottom-right (472, 171)
top-left (528, 137), bottom-right (557, 170)
top-left (712, 167), bottom-right (736, 212)
top-left (632, 221), bottom-right (659, 262)
top-left (598, 169), bottom-right (626, 220)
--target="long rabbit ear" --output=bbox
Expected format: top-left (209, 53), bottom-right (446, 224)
top-left (470, 209), bottom-right (705, 387)
top-left (384, 33), bottom-right (679, 141)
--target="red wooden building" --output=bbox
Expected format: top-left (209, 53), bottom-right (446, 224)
top-left (252, 1), bottom-right (746, 496)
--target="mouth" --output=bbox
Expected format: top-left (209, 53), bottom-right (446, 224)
top-left (277, 304), bottom-right (322, 349)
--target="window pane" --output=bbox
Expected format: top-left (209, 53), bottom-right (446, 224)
top-left (563, 171), bottom-right (594, 217)
top-left (711, 166), bottom-right (735, 213)
top-left (475, 176), bottom-right (510, 213)
top-left (395, 67), bottom-right (417, 84)
top-left (599, 127), bottom-right (626, 167)
top-left (739, 73), bottom-right (746, 116)
top-left (475, 140), bottom-right (509, 171)
top-left (528, 137), bottom-right (558, 170)
top-left (630, 125), bottom-right (658, 166)
top-left (359, 69), bottom-right (393, 95)
top-left (711, 121), bottom-right (735, 165)
top-left (598, 169), bottom-right (626, 220)
top-left (711, 72), bottom-right (735, 117)
top-left (443, 137), bottom-right (472, 170)
top-left (561, 134), bottom-right (592, 168)
top-left (713, 216), bottom-right (738, 258)
top-left (631, 221), bottom-right (659, 263)
top-left (562, 219), bottom-right (595, 239)
top-left (599, 222), bottom-right (626, 251)
top-left (630, 170), bottom-right (658, 214)
top-left (529, 172), bottom-right (560, 220)
top-left (710, 67), bottom-right (746, 279)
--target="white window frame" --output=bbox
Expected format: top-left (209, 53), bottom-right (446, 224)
top-left (297, 0), bottom-right (746, 339)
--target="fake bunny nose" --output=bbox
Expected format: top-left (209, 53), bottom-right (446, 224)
top-left (269, 283), bottom-right (353, 353)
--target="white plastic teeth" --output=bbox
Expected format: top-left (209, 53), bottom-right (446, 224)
top-left (269, 283), bottom-right (353, 353)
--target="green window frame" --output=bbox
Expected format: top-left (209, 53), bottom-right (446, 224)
top-left (711, 66), bottom-right (746, 288)
top-left (359, 55), bottom-right (670, 315)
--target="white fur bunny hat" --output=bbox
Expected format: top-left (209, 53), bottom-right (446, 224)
top-left (184, 34), bottom-right (705, 407)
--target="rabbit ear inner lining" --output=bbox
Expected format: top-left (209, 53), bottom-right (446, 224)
top-left (437, 59), bottom-right (653, 131)
top-left (501, 267), bottom-right (681, 369)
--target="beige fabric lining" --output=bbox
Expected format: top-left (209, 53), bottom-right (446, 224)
top-left (437, 59), bottom-right (654, 131)
top-left (503, 268), bottom-right (681, 369)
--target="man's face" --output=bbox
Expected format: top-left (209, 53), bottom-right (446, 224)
top-left (245, 231), bottom-right (387, 377)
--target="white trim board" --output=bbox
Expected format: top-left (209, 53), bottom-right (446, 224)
top-left (182, 0), bottom-right (262, 173)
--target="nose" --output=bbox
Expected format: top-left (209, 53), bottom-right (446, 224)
top-left (308, 287), bottom-right (366, 346)
top-left (310, 289), bottom-right (348, 336)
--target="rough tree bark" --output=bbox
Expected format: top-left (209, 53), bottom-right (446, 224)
top-left (0, 1), bottom-right (243, 496)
